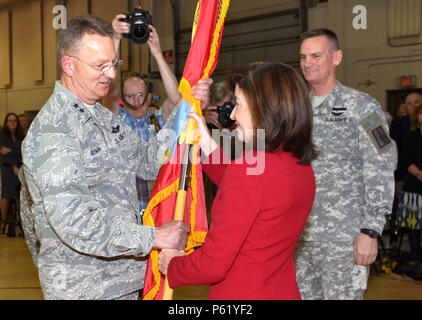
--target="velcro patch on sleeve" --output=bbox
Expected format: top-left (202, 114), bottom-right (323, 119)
top-left (360, 111), bottom-right (392, 153)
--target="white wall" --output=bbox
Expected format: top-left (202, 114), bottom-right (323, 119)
top-left (308, 0), bottom-right (422, 110)
top-left (2, 0), bottom-right (421, 117)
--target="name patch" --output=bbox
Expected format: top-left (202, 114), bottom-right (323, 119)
top-left (325, 117), bottom-right (351, 123)
top-left (83, 142), bottom-right (107, 162)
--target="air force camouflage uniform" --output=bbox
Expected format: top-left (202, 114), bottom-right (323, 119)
top-left (294, 82), bottom-right (395, 299)
top-left (21, 81), bottom-right (177, 300)
top-left (19, 169), bottom-right (39, 266)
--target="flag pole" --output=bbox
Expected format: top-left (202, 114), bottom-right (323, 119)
top-left (163, 118), bottom-right (196, 300)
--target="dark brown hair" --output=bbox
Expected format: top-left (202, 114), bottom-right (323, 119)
top-left (226, 62), bottom-right (317, 164)
top-left (1, 113), bottom-right (25, 142)
top-left (300, 28), bottom-right (340, 51)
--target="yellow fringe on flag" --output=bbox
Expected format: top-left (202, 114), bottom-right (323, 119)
top-left (142, 154), bottom-right (207, 300)
top-left (142, 180), bottom-right (180, 300)
top-left (186, 140), bottom-right (207, 254)
top-left (143, 0), bottom-right (231, 298)
top-left (203, 0), bottom-right (230, 78)
top-left (142, 249), bottom-right (160, 300)
top-left (142, 107), bottom-right (206, 299)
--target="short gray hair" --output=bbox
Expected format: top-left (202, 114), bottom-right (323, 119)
top-left (57, 15), bottom-right (114, 69)
top-left (300, 28), bottom-right (340, 52)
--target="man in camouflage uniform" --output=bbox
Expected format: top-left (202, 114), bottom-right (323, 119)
top-left (294, 29), bottom-right (395, 299)
top-left (20, 15), bottom-right (210, 300)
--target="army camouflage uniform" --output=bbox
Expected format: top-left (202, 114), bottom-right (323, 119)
top-left (294, 82), bottom-right (395, 300)
top-left (20, 81), bottom-right (177, 300)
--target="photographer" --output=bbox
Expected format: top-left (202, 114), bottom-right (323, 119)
top-left (110, 13), bottom-right (181, 121)
top-left (204, 81), bottom-right (241, 159)
top-left (110, 12), bottom-right (211, 213)
top-left (202, 81), bottom-right (238, 216)
top-left (204, 81), bottom-right (235, 131)
top-left (110, 12), bottom-right (177, 213)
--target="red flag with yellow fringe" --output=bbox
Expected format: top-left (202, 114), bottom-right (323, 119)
top-left (142, 0), bottom-right (230, 300)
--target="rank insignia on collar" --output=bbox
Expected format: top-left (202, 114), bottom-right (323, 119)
top-left (111, 125), bottom-right (120, 133)
top-left (73, 103), bottom-right (85, 113)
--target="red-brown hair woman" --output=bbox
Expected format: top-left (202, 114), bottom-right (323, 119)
top-left (159, 62), bottom-right (317, 299)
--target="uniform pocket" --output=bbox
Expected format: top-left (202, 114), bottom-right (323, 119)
top-left (351, 265), bottom-right (369, 291)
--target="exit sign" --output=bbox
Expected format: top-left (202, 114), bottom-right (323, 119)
top-left (399, 75), bottom-right (416, 88)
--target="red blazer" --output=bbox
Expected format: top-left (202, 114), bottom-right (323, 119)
top-left (167, 148), bottom-right (315, 300)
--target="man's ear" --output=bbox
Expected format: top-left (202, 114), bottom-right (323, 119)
top-left (61, 56), bottom-right (73, 76)
top-left (334, 49), bottom-right (343, 66)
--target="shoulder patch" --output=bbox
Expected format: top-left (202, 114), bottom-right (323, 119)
top-left (360, 111), bottom-right (392, 153)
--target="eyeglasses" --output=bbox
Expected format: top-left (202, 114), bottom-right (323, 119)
top-left (124, 92), bottom-right (145, 100)
top-left (69, 55), bottom-right (123, 75)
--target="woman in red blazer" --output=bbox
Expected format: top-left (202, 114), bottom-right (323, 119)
top-left (159, 62), bottom-right (317, 300)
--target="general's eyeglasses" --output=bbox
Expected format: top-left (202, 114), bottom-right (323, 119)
top-left (69, 55), bottom-right (123, 75)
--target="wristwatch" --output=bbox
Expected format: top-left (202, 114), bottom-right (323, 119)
top-left (360, 228), bottom-right (379, 238)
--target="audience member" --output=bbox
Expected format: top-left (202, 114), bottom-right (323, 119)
top-left (395, 103), bottom-right (422, 265)
top-left (202, 81), bottom-right (238, 219)
top-left (390, 93), bottom-right (422, 202)
top-left (18, 113), bottom-right (31, 136)
top-left (294, 28), bottom-right (395, 300)
top-left (383, 110), bottom-right (398, 170)
top-left (0, 113), bottom-right (24, 237)
top-left (159, 62), bottom-right (317, 300)
top-left (396, 103), bottom-right (408, 119)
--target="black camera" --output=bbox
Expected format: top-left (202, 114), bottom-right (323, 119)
top-left (208, 102), bottom-right (235, 130)
top-left (119, 8), bottom-right (153, 44)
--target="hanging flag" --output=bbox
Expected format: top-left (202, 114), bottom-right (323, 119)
top-left (142, 0), bottom-right (230, 300)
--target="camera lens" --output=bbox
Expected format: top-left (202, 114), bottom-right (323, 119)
top-left (133, 24), bottom-right (146, 38)
top-left (218, 102), bottom-right (235, 128)
top-left (124, 9), bottom-right (153, 44)
top-left (131, 23), bottom-right (149, 43)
